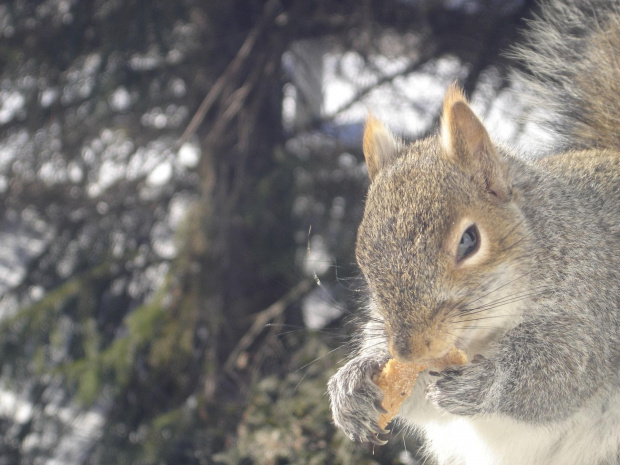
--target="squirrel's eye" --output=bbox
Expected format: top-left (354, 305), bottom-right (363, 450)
top-left (457, 225), bottom-right (479, 261)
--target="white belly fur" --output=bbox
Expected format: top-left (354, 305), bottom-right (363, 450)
top-left (397, 375), bottom-right (620, 465)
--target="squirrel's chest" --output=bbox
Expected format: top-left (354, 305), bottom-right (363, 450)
top-left (421, 416), bottom-right (553, 465)
top-left (417, 395), bottom-right (620, 465)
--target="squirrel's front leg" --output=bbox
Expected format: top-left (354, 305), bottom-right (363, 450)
top-left (328, 352), bottom-right (390, 444)
top-left (426, 315), bottom-right (603, 422)
top-left (328, 318), bottom-right (390, 444)
top-left (425, 354), bottom-right (497, 416)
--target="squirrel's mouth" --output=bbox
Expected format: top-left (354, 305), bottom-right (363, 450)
top-left (416, 345), bottom-right (463, 365)
top-left (388, 333), bottom-right (454, 364)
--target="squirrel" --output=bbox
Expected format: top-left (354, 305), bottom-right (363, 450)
top-left (327, 1), bottom-right (620, 464)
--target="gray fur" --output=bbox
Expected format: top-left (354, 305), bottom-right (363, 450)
top-left (511, 0), bottom-right (620, 150)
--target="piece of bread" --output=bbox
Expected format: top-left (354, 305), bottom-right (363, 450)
top-left (373, 347), bottom-right (467, 429)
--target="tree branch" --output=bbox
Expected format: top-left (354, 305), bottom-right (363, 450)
top-left (223, 278), bottom-right (314, 375)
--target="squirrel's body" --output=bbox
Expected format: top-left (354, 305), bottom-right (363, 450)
top-left (397, 147), bottom-right (620, 465)
top-left (328, 1), bottom-right (620, 464)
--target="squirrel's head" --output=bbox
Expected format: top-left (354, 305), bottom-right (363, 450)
top-left (357, 85), bottom-right (527, 363)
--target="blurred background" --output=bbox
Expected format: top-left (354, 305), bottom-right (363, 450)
top-left (0, 0), bottom-right (555, 464)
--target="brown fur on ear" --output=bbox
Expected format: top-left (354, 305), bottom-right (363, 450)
top-left (363, 115), bottom-right (399, 181)
top-left (440, 84), bottom-right (511, 200)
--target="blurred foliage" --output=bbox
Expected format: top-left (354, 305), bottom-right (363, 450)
top-left (214, 336), bottom-right (405, 465)
top-left (0, 0), bottom-right (538, 464)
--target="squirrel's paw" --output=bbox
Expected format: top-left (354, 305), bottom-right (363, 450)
top-left (425, 355), bottom-right (496, 416)
top-left (327, 354), bottom-right (390, 444)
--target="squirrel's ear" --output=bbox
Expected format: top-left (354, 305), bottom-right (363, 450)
top-left (363, 115), bottom-right (399, 181)
top-left (440, 85), bottom-right (511, 200)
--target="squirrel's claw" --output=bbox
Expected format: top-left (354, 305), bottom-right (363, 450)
top-left (377, 426), bottom-right (390, 435)
top-left (369, 433), bottom-right (388, 446)
top-left (374, 399), bottom-right (388, 414)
